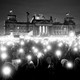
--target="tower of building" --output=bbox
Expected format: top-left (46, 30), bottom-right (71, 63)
top-left (5, 10), bottom-right (17, 35)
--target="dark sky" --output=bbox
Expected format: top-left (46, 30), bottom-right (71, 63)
top-left (0, 0), bottom-right (80, 33)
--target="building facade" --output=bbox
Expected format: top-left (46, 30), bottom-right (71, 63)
top-left (4, 11), bottom-right (76, 36)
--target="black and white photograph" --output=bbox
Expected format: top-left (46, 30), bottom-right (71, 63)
top-left (0, 0), bottom-right (80, 80)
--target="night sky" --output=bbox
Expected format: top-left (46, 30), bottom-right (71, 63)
top-left (0, 0), bottom-right (80, 33)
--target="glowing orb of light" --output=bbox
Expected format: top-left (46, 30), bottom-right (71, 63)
top-left (6, 41), bottom-right (14, 46)
top-left (0, 52), bottom-right (8, 61)
top-left (20, 40), bottom-right (25, 46)
top-left (34, 40), bottom-right (39, 44)
top-left (41, 40), bottom-right (49, 46)
top-left (16, 59), bottom-right (22, 64)
top-left (18, 48), bottom-right (24, 54)
top-left (44, 41), bottom-right (49, 45)
top-left (69, 31), bottom-right (75, 37)
top-left (32, 46), bottom-right (39, 53)
top-left (55, 49), bottom-right (62, 58)
top-left (0, 46), bottom-right (7, 52)
top-left (19, 35), bottom-right (24, 39)
top-left (73, 47), bottom-right (78, 52)
top-left (1, 65), bottom-right (12, 77)
top-left (37, 52), bottom-right (43, 58)
top-left (43, 49), bottom-right (48, 53)
top-left (46, 45), bottom-right (52, 50)
top-left (26, 55), bottom-right (32, 61)
top-left (66, 61), bottom-right (73, 69)
top-left (58, 42), bottom-right (63, 47)
top-left (29, 61), bottom-right (33, 64)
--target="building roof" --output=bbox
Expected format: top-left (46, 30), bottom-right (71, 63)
top-left (32, 19), bottom-right (52, 24)
top-left (53, 22), bottom-right (63, 25)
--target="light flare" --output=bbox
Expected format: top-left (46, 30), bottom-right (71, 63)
top-left (0, 46), bottom-right (7, 52)
top-left (58, 42), bottom-right (63, 47)
top-left (46, 45), bottom-right (52, 50)
top-left (26, 55), bottom-right (32, 61)
top-left (69, 31), bottom-right (75, 37)
top-left (73, 47), bottom-right (78, 52)
top-left (66, 61), bottom-right (73, 69)
top-left (20, 40), bottom-right (25, 46)
top-left (1, 65), bottom-right (12, 77)
top-left (37, 52), bottom-right (43, 58)
top-left (55, 49), bottom-right (62, 58)
top-left (0, 52), bottom-right (8, 61)
top-left (18, 48), bottom-right (24, 54)
top-left (6, 41), bottom-right (15, 46)
top-left (32, 46), bottom-right (39, 53)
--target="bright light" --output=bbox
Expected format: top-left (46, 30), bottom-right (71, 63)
top-left (1, 65), bottom-right (12, 77)
top-left (10, 10), bottom-right (13, 13)
top-left (0, 52), bottom-right (8, 60)
top-left (44, 49), bottom-right (47, 53)
top-left (29, 61), bottom-right (33, 64)
top-left (37, 52), bottom-right (43, 58)
top-left (55, 49), bottom-right (62, 57)
top-left (32, 46), bottom-right (39, 53)
top-left (34, 40), bottom-right (39, 44)
top-left (69, 31), bottom-right (75, 37)
top-left (19, 35), bottom-right (24, 39)
top-left (58, 42), bottom-right (63, 47)
top-left (46, 45), bottom-right (52, 50)
top-left (35, 16), bottom-right (40, 20)
top-left (26, 55), bottom-right (32, 61)
top-left (20, 40), bottom-right (25, 46)
top-left (6, 41), bottom-right (14, 46)
top-left (18, 48), bottom-right (24, 53)
top-left (16, 59), bottom-right (22, 64)
top-left (0, 46), bottom-right (7, 52)
top-left (43, 26), bottom-right (45, 34)
top-left (73, 47), bottom-right (78, 52)
top-left (66, 61), bottom-right (73, 69)
top-left (41, 40), bottom-right (49, 45)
